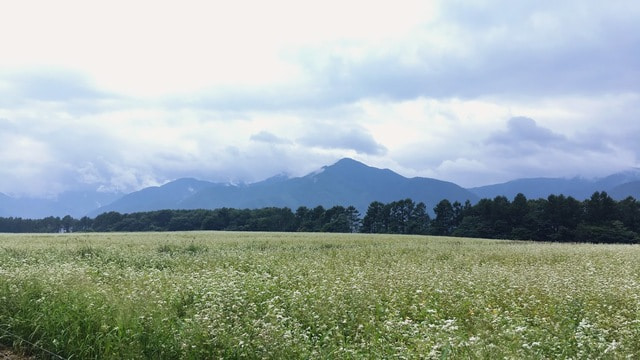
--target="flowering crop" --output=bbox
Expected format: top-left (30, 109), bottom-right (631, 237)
top-left (0, 232), bottom-right (639, 359)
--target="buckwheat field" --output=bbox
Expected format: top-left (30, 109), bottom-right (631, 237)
top-left (1, 232), bottom-right (639, 359)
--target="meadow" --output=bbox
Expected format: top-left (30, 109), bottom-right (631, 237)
top-left (0, 232), bottom-right (639, 359)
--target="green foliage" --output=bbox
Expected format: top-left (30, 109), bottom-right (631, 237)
top-left (575, 221), bottom-right (640, 244)
top-left (362, 199), bottom-right (430, 235)
top-left (432, 199), bottom-right (455, 235)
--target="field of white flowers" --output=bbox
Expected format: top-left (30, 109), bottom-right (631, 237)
top-left (0, 232), bottom-right (639, 359)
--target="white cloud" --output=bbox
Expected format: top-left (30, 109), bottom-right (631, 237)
top-left (0, 0), bottom-right (639, 198)
top-left (0, 0), bottom-right (438, 98)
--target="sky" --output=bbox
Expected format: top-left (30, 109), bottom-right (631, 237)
top-left (1, 0), bottom-right (639, 198)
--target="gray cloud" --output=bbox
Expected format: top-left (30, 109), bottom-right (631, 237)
top-left (288, 2), bottom-right (640, 104)
top-left (310, 46), bottom-right (639, 103)
top-left (455, 116), bottom-right (627, 183)
top-left (181, 17), bottom-right (640, 113)
top-left (250, 131), bottom-right (293, 145)
top-left (487, 117), bottom-right (566, 149)
top-left (298, 127), bottom-right (387, 156)
top-left (2, 70), bottom-right (112, 102)
top-left (0, 70), bottom-right (125, 120)
top-left (125, 1), bottom-right (640, 115)
top-left (486, 117), bottom-right (622, 158)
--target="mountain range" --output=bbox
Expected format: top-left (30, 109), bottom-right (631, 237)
top-left (2, 158), bottom-right (640, 219)
top-left (469, 171), bottom-right (640, 201)
top-left (88, 158), bottom-right (478, 217)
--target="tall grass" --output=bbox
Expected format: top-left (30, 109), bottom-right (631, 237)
top-left (1, 232), bottom-right (639, 358)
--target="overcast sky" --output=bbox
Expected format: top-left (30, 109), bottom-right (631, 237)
top-left (1, 0), bottom-right (639, 198)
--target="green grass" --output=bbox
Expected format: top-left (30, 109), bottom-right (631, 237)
top-left (1, 232), bottom-right (639, 359)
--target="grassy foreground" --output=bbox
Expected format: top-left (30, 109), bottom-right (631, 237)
top-left (0, 232), bottom-right (639, 359)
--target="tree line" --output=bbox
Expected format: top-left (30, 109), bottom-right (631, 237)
top-left (0, 191), bottom-right (638, 243)
top-left (439, 192), bottom-right (640, 243)
top-left (0, 206), bottom-right (363, 234)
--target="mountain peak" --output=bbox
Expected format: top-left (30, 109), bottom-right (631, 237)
top-left (320, 158), bottom-right (369, 171)
top-left (161, 177), bottom-right (208, 187)
top-left (333, 157), bottom-right (365, 166)
top-left (312, 158), bottom-right (386, 179)
top-left (332, 157), bottom-right (384, 171)
top-left (261, 172), bottom-right (290, 184)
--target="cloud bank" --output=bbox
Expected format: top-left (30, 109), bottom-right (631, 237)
top-left (0, 0), bottom-right (639, 197)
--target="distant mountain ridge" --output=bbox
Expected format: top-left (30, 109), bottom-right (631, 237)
top-left (90, 178), bottom-right (217, 215)
top-left (468, 169), bottom-right (640, 201)
top-left (609, 180), bottom-right (640, 201)
top-left (0, 190), bottom-right (122, 219)
top-left (2, 159), bottom-right (640, 219)
top-left (91, 158), bottom-right (478, 216)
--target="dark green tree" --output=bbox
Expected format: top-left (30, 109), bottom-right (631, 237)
top-left (407, 201), bottom-right (430, 235)
top-left (362, 201), bottom-right (388, 233)
top-left (345, 206), bottom-right (362, 233)
top-left (92, 212), bottom-right (122, 232)
top-left (387, 199), bottom-right (416, 234)
top-left (61, 215), bottom-right (75, 233)
top-left (584, 191), bottom-right (618, 225)
top-left (617, 196), bottom-right (640, 233)
top-left (542, 194), bottom-right (582, 242)
top-left (431, 199), bottom-right (455, 236)
top-left (509, 193), bottom-right (533, 239)
top-left (321, 206), bottom-right (349, 233)
top-left (576, 221), bottom-right (639, 244)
